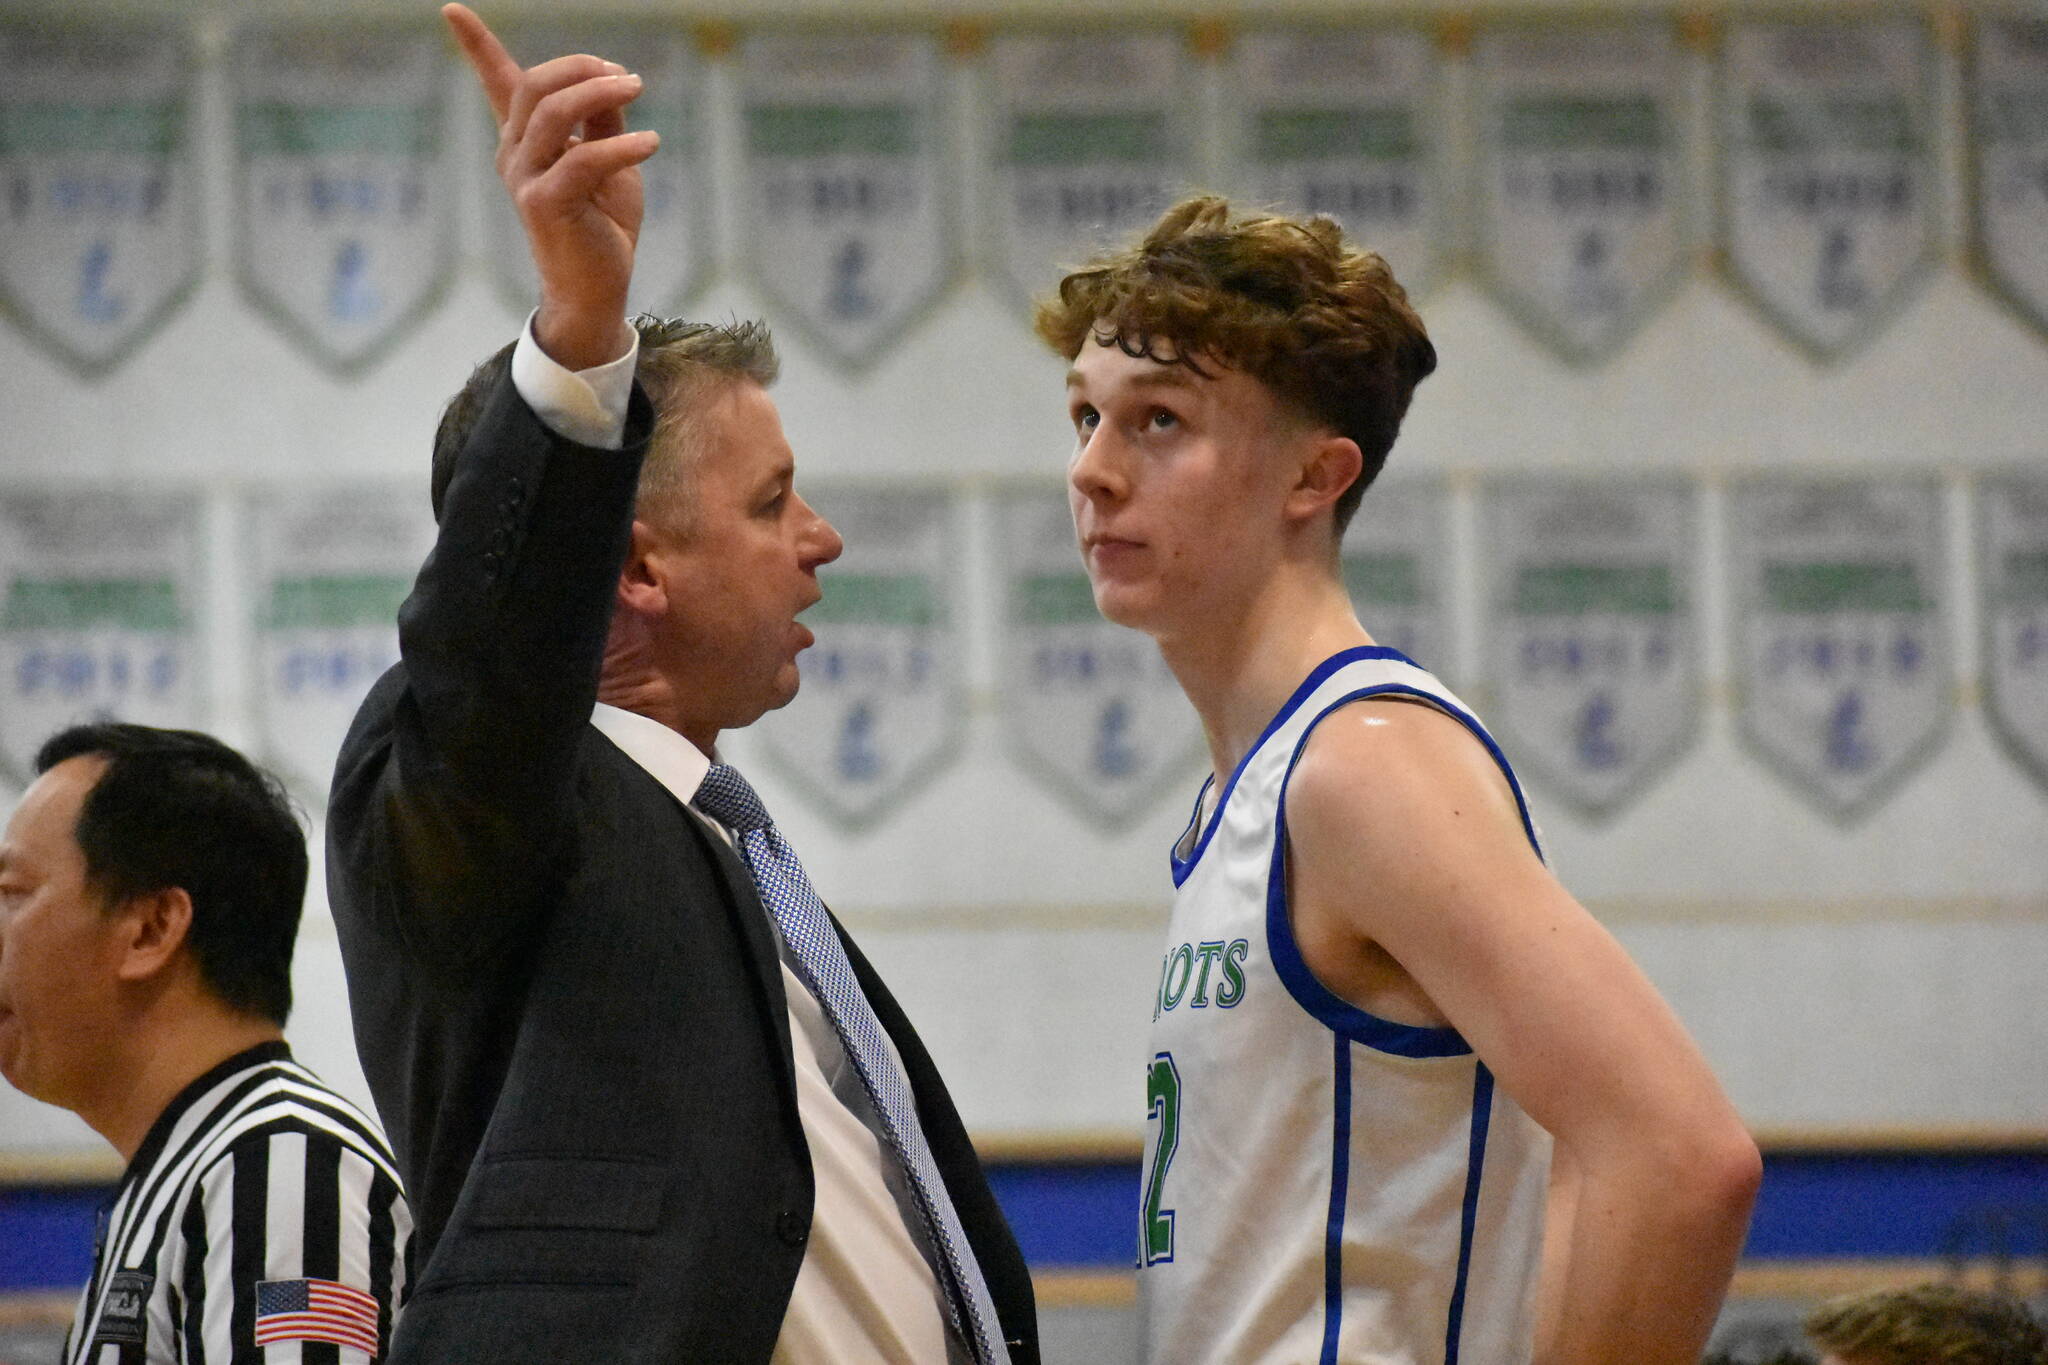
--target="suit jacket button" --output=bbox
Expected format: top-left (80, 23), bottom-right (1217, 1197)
top-left (776, 1210), bottom-right (808, 1246)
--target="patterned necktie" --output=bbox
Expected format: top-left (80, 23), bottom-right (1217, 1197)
top-left (694, 764), bottom-right (1008, 1365)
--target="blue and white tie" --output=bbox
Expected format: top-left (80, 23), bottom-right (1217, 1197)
top-left (694, 764), bottom-right (1009, 1365)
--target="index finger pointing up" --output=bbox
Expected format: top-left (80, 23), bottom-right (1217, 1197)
top-left (443, 3), bottom-right (520, 123)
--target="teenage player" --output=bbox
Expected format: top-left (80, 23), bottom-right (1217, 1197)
top-left (1037, 198), bottom-right (1760, 1365)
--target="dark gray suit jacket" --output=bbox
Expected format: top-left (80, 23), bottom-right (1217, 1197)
top-left (327, 373), bottom-right (1038, 1363)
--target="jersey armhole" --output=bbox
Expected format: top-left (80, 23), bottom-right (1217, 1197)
top-left (1263, 685), bottom-right (1541, 1058)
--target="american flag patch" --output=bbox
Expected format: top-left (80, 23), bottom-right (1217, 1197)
top-left (253, 1277), bottom-right (382, 1356)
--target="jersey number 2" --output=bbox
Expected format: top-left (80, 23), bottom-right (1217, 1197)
top-left (1141, 1051), bottom-right (1180, 1266)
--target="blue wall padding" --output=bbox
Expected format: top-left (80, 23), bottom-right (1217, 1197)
top-left (4, 1148), bottom-right (2046, 1292)
top-left (0, 1187), bottom-right (101, 1289)
top-left (1741, 1150), bottom-right (2048, 1261)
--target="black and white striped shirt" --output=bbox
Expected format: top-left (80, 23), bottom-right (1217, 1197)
top-left (65, 1042), bottom-right (413, 1365)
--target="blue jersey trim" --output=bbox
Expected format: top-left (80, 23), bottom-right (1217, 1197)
top-left (1170, 646), bottom-right (1417, 888)
top-left (1266, 676), bottom-right (1543, 1056)
top-left (1168, 774), bottom-right (1214, 878)
top-left (1443, 1064), bottom-right (1496, 1365)
top-left (1319, 1035), bottom-right (1353, 1365)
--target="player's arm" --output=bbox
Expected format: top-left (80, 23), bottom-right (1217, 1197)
top-left (182, 1133), bottom-right (412, 1362)
top-left (1284, 701), bottom-right (1760, 1365)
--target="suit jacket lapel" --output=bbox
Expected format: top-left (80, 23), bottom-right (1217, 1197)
top-left (598, 736), bottom-right (801, 1117)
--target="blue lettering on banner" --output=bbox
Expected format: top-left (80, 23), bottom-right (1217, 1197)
top-left (1516, 630), bottom-right (1675, 680)
top-left (77, 240), bottom-right (126, 323)
top-left (277, 642), bottom-right (392, 695)
top-left (1763, 627), bottom-right (1928, 681)
top-left (1093, 699), bottom-right (1137, 778)
top-left (15, 644), bottom-right (177, 700)
top-left (1574, 691), bottom-right (1626, 769)
top-left (1300, 175), bottom-right (1415, 221)
top-left (836, 701), bottom-right (882, 781)
top-left (1825, 689), bottom-right (1875, 771)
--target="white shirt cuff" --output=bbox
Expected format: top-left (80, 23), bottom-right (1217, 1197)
top-left (509, 312), bottom-right (638, 451)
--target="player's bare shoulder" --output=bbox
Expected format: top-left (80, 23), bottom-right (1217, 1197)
top-left (1280, 691), bottom-right (1554, 1016)
top-left (1283, 693), bottom-right (1531, 873)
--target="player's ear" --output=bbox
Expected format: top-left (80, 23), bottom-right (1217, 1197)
top-left (616, 518), bottom-right (670, 618)
top-left (113, 887), bottom-right (193, 984)
top-left (1285, 434), bottom-right (1362, 524)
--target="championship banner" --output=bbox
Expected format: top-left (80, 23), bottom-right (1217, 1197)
top-left (736, 30), bottom-right (953, 370)
top-left (1729, 477), bottom-right (1951, 821)
top-left (247, 486), bottom-right (433, 804)
top-left (0, 491), bottom-right (202, 788)
top-left (485, 23), bottom-right (706, 318)
top-left (1479, 478), bottom-right (1700, 819)
top-left (1226, 25), bottom-right (1446, 299)
top-left (752, 487), bottom-right (964, 828)
top-left (1720, 19), bottom-right (1937, 361)
top-left (231, 22), bottom-right (454, 374)
top-left (985, 29), bottom-right (1196, 312)
top-left (1969, 18), bottom-right (2048, 340)
top-left (1341, 477), bottom-right (1451, 677)
top-left (0, 21), bottom-right (200, 375)
top-left (1474, 20), bottom-right (1689, 364)
top-left (998, 488), bottom-right (1203, 827)
top-left (1979, 476), bottom-right (2048, 795)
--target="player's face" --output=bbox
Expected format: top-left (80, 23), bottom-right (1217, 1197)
top-left (0, 757), bottom-right (126, 1109)
top-left (644, 381), bottom-right (843, 737)
top-left (1065, 338), bottom-right (1306, 636)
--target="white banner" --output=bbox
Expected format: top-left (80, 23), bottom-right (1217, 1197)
top-left (985, 30), bottom-right (1196, 312)
top-left (998, 488), bottom-right (1202, 826)
top-left (1227, 26), bottom-right (1445, 299)
top-left (753, 487), bottom-right (964, 828)
top-left (1970, 18), bottom-right (2048, 341)
top-left (0, 491), bottom-right (202, 787)
top-left (1341, 478), bottom-right (1451, 676)
top-left (1721, 19), bottom-right (1937, 360)
top-left (247, 486), bottom-right (433, 804)
top-left (1480, 478), bottom-right (1700, 819)
top-left (736, 30), bottom-right (954, 370)
top-left (1730, 477), bottom-right (1951, 820)
top-left (0, 22), bottom-right (200, 375)
top-left (232, 22), bottom-right (454, 373)
top-left (1475, 20), bottom-right (1689, 363)
top-left (1980, 475), bottom-right (2048, 795)
top-left (485, 23), bottom-right (707, 318)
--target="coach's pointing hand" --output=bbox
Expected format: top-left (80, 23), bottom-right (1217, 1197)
top-left (444, 2), bottom-right (655, 370)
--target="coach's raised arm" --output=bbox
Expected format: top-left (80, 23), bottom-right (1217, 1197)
top-left (325, 8), bottom-right (1036, 1363)
top-left (446, 2), bottom-right (648, 371)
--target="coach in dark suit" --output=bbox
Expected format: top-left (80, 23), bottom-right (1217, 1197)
top-left (325, 8), bottom-right (1036, 1362)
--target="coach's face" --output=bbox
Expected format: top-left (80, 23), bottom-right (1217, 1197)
top-left (0, 757), bottom-right (125, 1109)
top-left (643, 380), bottom-right (842, 744)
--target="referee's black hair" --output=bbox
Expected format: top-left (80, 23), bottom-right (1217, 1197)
top-left (35, 722), bottom-right (306, 1026)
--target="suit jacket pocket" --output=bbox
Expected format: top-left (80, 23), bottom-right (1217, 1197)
top-left (469, 1154), bottom-right (666, 1233)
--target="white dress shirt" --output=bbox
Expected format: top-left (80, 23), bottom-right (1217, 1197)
top-left (516, 322), bottom-right (967, 1364)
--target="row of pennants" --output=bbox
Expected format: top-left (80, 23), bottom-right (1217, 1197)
top-left (2, 12), bottom-right (2046, 376)
top-left (0, 472), bottom-right (2042, 829)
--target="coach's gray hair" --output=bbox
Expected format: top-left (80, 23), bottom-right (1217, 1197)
top-left (428, 315), bottom-right (778, 527)
top-left (631, 315), bottom-right (780, 535)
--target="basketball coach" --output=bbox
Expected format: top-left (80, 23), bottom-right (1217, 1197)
top-left (324, 8), bottom-right (1036, 1361)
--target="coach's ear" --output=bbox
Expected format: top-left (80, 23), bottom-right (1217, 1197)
top-left (113, 887), bottom-right (194, 984)
top-left (1285, 434), bottom-right (1363, 524)
top-left (615, 519), bottom-right (670, 619)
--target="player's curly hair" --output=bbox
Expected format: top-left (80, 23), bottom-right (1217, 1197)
top-left (1805, 1283), bottom-right (2048, 1365)
top-left (1034, 195), bottom-right (1437, 534)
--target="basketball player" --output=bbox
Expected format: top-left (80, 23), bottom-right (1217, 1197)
top-left (1038, 198), bottom-right (1761, 1365)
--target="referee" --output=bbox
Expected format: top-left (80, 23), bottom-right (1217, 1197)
top-left (0, 723), bottom-right (412, 1363)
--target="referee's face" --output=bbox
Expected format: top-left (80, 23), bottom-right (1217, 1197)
top-left (0, 757), bottom-right (128, 1110)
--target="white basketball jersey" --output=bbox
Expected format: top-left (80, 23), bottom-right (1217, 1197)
top-left (1138, 647), bottom-right (1553, 1365)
